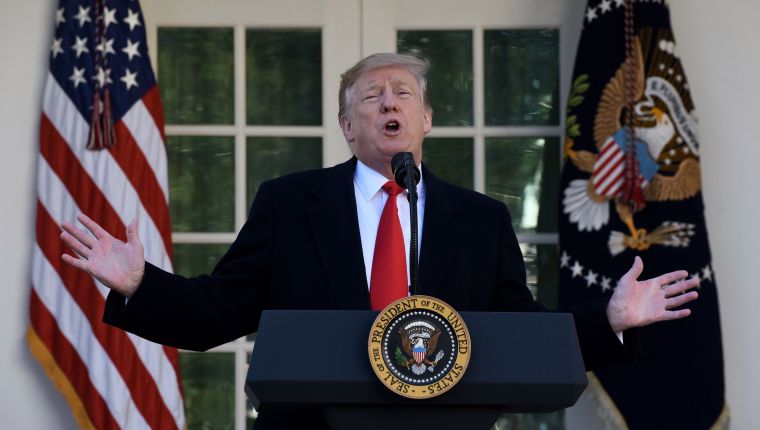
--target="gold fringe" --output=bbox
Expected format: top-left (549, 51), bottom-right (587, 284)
top-left (709, 403), bottom-right (731, 430)
top-left (27, 326), bottom-right (96, 430)
top-left (587, 372), bottom-right (629, 430)
top-left (587, 372), bottom-right (731, 430)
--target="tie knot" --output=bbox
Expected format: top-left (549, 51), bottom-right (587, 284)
top-left (382, 181), bottom-right (405, 197)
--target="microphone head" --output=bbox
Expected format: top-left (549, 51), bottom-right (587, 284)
top-left (391, 152), bottom-right (420, 189)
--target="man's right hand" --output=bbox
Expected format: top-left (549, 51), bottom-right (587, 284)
top-left (60, 214), bottom-right (145, 298)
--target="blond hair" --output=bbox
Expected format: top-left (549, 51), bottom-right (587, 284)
top-left (338, 53), bottom-right (431, 122)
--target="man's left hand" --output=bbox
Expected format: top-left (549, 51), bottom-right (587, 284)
top-left (607, 256), bottom-right (699, 333)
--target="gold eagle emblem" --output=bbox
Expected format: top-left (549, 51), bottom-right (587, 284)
top-left (563, 30), bottom-right (701, 255)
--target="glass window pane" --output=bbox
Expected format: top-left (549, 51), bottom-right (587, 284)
top-left (485, 137), bottom-right (559, 233)
top-left (422, 138), bottom-right (473, 189)
top-left (180, 352), bottom-right (235, 430)
top-left (484, 30), bottom-right (559, 126)
top-left (397, 31), bottom-right (473, 126)
top-left (246, 137), bottom-right (322, 208)
top-left (158, 28), bottom-right (234, 125)
top-left (173, 244), bottom-right (231, 277)
top-left (246, 30), bottom-right (322, 125)
top-left (520, 243), bottom-right (560, 309)
top-left (246, 353), bottom-right (258, 429)
top-left (168, 136), bottom-right (235, 232)
top-left (495, 411), bottom-right (564, 430)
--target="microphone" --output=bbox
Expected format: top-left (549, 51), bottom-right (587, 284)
top-left (391, 152), bottom-right (420, 296)
top-left (391, 152), bottom-right (421, 190)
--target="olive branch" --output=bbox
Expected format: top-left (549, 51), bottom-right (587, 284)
top-left (565, 74), bottom-right (590, 138)
top-left (395, 347), bottom-right (408, 368)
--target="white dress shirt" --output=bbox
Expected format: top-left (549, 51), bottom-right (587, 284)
top-left (352, 160), bottom-right (622, 342)
top-left (353, 159), bottom-right (425, 289)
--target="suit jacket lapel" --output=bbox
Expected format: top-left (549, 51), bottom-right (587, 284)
top-left (419, 165), bottom-right (464, 299)
top-left (308, 158), bottom-right (371, 309)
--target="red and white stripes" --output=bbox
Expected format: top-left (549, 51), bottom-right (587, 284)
top-left (30, 73), bottom-right (185, 429)
top-left (591, 137), bottom-right (647, 198)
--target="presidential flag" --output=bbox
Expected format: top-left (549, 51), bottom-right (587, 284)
top-left (28, 0), bottom-right (185, 428)
top-left (559, 0), bottom-right (728, 428)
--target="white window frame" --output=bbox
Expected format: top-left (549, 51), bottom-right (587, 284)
top-left (361, 0), bottom-right (571, 245)
top-left (142, 1), bottom-right (580, 428)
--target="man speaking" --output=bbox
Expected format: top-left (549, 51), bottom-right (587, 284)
top-left (60, 53), bottom-right (699, 429)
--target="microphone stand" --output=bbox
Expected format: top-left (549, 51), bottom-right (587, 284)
top-left (392, 153), bottom-right (421, 297)
top-left (404, 163), bottom-right (419, 297)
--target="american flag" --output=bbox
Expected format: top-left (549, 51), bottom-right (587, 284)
top-left (28, 0), bottom-right (185, 428)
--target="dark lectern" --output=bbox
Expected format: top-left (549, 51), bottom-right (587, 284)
top-left (246, 310), bottom-right (587, 430)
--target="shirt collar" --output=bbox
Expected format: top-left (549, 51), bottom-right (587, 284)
top-left (354, 158), bottom-right (425, 201)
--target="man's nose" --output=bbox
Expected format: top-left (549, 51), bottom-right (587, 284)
top-left (380, 92), bottom-right (399, 113)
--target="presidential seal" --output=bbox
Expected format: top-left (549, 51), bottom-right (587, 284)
top-left (367, 295), bottom-right (470, 399)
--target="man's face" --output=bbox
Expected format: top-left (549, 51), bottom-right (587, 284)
top-left (340, 66), bottom-right (432, 178)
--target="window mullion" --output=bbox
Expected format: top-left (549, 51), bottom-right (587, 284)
top-left (516, 233), bottom-right (559, 244)
top-left (473, 25), bottom-right (485, 194)
top-left (235, 24), bottom-right (247, 429)
top-left (234, 24), bottom-right (247, 232)
top-left (172, 232), bottom-right (238, 243)
top-left (235, 338), bottom-right (247, 430)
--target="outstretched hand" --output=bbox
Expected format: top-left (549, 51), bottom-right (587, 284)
top-left (60, 214), bottom-right (145, 298)
top-left (606, 256), bottom-right (699, 333)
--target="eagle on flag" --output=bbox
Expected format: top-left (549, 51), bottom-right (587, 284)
top-left (562, 36), bottom-right (701, 256)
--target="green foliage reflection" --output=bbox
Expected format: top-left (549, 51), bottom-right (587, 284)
top-left (159, 28), bottom-right (234, 125)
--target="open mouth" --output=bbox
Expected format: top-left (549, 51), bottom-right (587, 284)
top-left (384, 120), bottom-right (401, 133)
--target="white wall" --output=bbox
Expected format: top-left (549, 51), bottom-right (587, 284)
top-left (0, 0), bottom-right (78, 427)
top-left (1, 0), bottom-right (757, 428)
top-left (670, 3), bottom-right (760, 426)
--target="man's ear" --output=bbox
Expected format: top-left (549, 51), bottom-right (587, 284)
top-left (340, 115), bottom-right (355, 142)
top-left (423, 109), bottom-right (432, 135)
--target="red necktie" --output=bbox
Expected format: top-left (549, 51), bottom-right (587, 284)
top-left (370, 181), bottom-right (408, 310)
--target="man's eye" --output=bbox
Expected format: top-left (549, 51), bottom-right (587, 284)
top-left (363, 95), bottom-right (378, 101)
